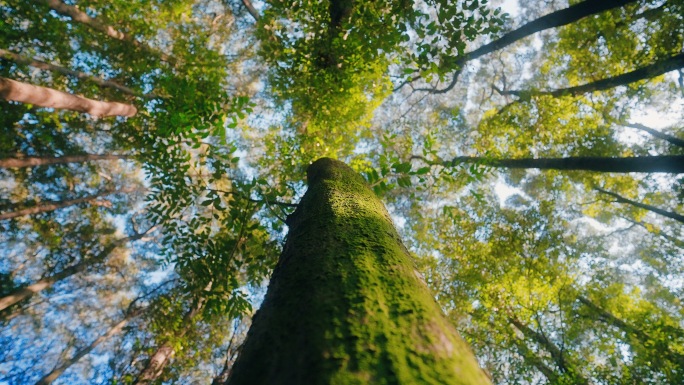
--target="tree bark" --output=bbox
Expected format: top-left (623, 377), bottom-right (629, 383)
top-left (0, 234), bottom-right (142, 313)
top-left (595, 187), bottom-right (684, 224)
top-left (425, 0), bottom-right (637, 93)
top-left (0, 49), bottom-right (150, 98)
top-left (0, 190), bottom-right (119, 221)
top-left (0, 77), bottom-right (137, 117)
top-left (0, 154), bottom-right (129, 169)
top-left (437, 155), bottom-right (684, 174)
top-left (625, 122), bottom-right (684, 148)
top-left (34, 310), bottom-right (140, 385)
top-left (227, 158), bottom-right (490, 384)
top-left (36, 0), bottom-right (176, 64)
top-left (499, 52), bottom-right (684, 98)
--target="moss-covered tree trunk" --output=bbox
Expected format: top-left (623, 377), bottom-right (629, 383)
top-left (227, 158), bottom-right (490, 385)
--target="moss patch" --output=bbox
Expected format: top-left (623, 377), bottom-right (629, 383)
top-left (228, 158), bottom-right (490, 385)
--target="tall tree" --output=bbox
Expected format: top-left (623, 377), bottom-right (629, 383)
top-left (228, 158), bottom-right (490, 384)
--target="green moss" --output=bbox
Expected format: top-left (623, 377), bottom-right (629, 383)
top-left (228, 158), bottom-right (490, 385)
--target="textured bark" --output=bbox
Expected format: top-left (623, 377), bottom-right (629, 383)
top-left (625, 122), bottom-right (684, 148)
top-left (228, 158), bottom-right (490, 384)
top-left (0, 49), bottom-right (148, 98)
top-left (35, 311), bottom-right (139, 385)
top-left (426, 0), bottom-right (637, 93)
top-left (499, 53), bottom-right (684, 98)
top-left (595, 187), bottom-right (684, 224)
top-left (0, 234), bottom-right (141, 313)
top-left (0, 190), bottom-right (118, 220)
top-left (0, 154), bottom-right (129, 169)
top-left (37, 0), bottom-right (175, 64)
top-left (441, 155), bottom-right (684, 174)
top-left (0, 77), bottom-right (137, 117)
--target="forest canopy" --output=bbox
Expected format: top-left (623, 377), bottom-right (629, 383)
top-left (0, 0), bottom-right (683, 384)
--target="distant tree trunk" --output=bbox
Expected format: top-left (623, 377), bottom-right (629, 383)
top-left (35, 309), bottom-right (141, 385)
top-left (0, 49), bottom-right (150, 98)
top-left (508, 317), bottom-right (587, 384)
top-left (578, 296), bottom-right (684, 366)
top-left (133, 302), bottom-right (203, 385)
top-left (36, 0), bottom-right (176, 64)
top-left (595, 187), bottom-right (684, 224)
top-left (0, 234), bottom-right (142, 313)
top-left (240, 0), bottom-right (260, 21)
top-left (0, 77), bottom-right (137, 118)
top-left (432, 155), bottom-right (684, 173)
top-left (0, 154), bottom-right (129, 169)
top-left (227, 158), bottom-right (490, 384)
top-left (212, 320), bottom-right (244, 385)
top-left (0, 190), bottom-right (118, 220)
top-left (512, 338), bottom-right (560, 383)
top-left (422, 0), bottom-right (637, 93)
top-left (625, 122), bottom-right (684, 148)
top-left (498, 52), bottom-right (684, 98)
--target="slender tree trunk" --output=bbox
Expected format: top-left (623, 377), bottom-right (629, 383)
top-left (499, 53), bottom-right (684, 98)
top-left (625, 122), bottom-right (684, 148)
top-left (578, 296), bottom-right (684, 366)
top-left (434, 155), bottom-right (684, 173)
top-left (508, 317), bottom-right (588, 384)
top-left (0, 234), bottom-right (142, 313)
top-left (0, 77), bottom-right (137, 117)
top-left (227, 158), bottom-right (490, 384)
top-left (0, 190), bottom-right (118, 221)
top-left (35, 310), bottom-right (140, 385)
top-left (0, 154), bottom-right (129, 169)
top-left (133, 303), bottom-right (203, 385)
top-left (423, 0), bottom-right (637, 93)
top-left (512, 338), bottom-right (559, 383)
top-left (241, 0), bottom-right (260, 21)
top-left (0, 49), bottom-right (150, 98)
top-left (36, 0), bottom-right (176, 64)
top-left (212, 320), bottom-right (243, 385)
top-left (595, 187), bottom-right (684, 224)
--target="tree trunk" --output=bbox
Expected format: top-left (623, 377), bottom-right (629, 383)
top-left (0, 190), bottom-right (118, 220)
top-left (440, 155), bottom-right (684, 174)
top-left (133, 303), bottom-right (203, 385)
top-left (499, 52), bottom-right (684, 98)
top-left (0, 234), bottom-right (142, 313)
top-left (578, 296), bottom-right (684, 366)
top-left (36, 0), bottom-right (176, 64)
top-left (0, 154), bottom-right (129, 169)
top-left (625, 122), bottom-right (684, 148)
top-left (508, 317), bottom-right (587, 384)
top-left (0, 77), bottom-right (137, 118)
top-left (595, 187), bottom-right (684, 224)
top-left (34, 310), bottom-right (140, 385)
top-left (424, 0), bottom-right (637, 93)
top-left (0, 49), bottom-right (150, 98)
top-left (241, 0), bottom-right (260, 21)
top-left (227, 158), bottom-right (490, 384)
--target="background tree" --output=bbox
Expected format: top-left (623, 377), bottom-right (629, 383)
top-left (1, 0), bottom-right (683, 383)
